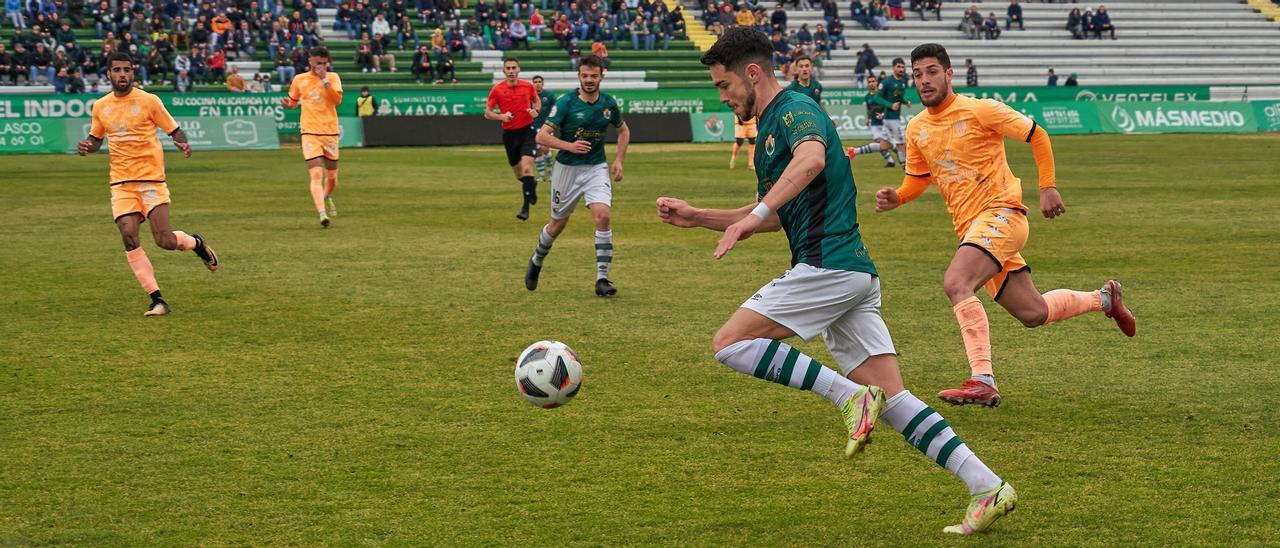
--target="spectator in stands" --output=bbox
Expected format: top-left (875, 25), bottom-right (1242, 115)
top-left (28, 41), bottom-right (53, 83)
top-left (849, 0), bottom-right (871, 29)
top-left (821, 0), bottom-right (838, 26)
top-left (8, 43), bottom-right (29, 84)
top-left (173, 50), bottom-right (190, 88)
top-left (371, 12), bottom-right (392, 39)
top-left (146, 46), bottom-right (169, 84)
top-left (7, 0), bottom-right (25, 29)
top-left (919, 0), bottom-right (940, 21)
top-left (1046, 68), bottom-right (1057, 86)
top-left (448, 25), bottom-right (468, 53)
top-left (232, 20), bottom-right (256, 59)
top-left (429, 26), bottom-right (445, 50)
top-left (207, 45), bottom-right (225, 82)
top-left (593, 16), bottom-right (617, 46)
top-left (356, 39), bottom-right (374, 71)
top-left (965, 58), bottom-right (978, 86)
top-left (225, 63), bottom-right (246, 91)
top-left (708, 19), bottom-right (724, 37)
top-left (854, 42), bottom-right (877, 86)
top-left (1065, 72), bottom-right (1077, 86)
top-left (770, 3), bottom-right (786, 33)
top-left (90, 0), bottom-right (112, 38)
top-left (171, 17), bottom-right (190, 49)
top-left (290, 44), bottom-right (308, 76)
top-left (553, 13), bottom-right (572, 47)
top-left (669, 5), bottom-right (687, 37)
top-left (529, 9), bottom-right (546, 40)
top-left (628, 13), bottom-right (648, 49)
top-left (650, 13), bottom-right (669, 50)
top-left (983, 12), bottom-right (1000, 39)
top-left (508, 18), bottom-right (529, 48)
top-left (51, 64), bottom-right (68, 92)
top-left (592, 38), bottom-right (611, 68)
top-left (960, 5), bottom-right (981, 39)
top-left (1092, 5), bottom-right (1114, 39)
top-left (1082, 7), bottom-right (1094, 38)
top-left (813, 23), bottom-right (831, 60)
top-left (191, 21), bottom-right (210, 48)
top-left (399, 16), bottom-right (420, 50)
top-left (335, 1), bottom-right (356, 38)
top-left (567, 39), bottom-right (580, 69)
top-left (270, 45), bottom-right (292, 83)
top-left (54, 21), bottom-right (75, 52)
top-left (189, 46), bottom-right (207, 83)
top-left (412, 44), bottom-right (433, 82)
top-left (211, 10), bottom-right (232, 35)
top-left (463, 17), bottom-right (486, 50)
top-left (735, 4), bottom-right (753, 27)
top-left (797, 23), bottom-right (812, 46)
top-left (1005, 0), bottom-right (1022, 30)
top-left (1066, 8), bottom-right (1083, 39)
top-left (769, 30), bottom-right (788, 70)
top-left (0, 44), bottom-right (14, 86)
top-left (371, 34), bottom-right (397, 71)
top-left (66, 67), bottom-right (84, 92)
top-left (865, 0), bottom-right (885, 29)
top-left (886, 0), bottom-right (904, 21)
top-left (128, 13), bottom-right (149, 41)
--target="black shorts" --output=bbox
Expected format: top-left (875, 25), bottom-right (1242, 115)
top-left (503, 126), bottom-right (537, 166)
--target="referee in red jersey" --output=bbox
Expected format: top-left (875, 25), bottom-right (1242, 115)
top-left (486, 57), bottom-right (544, 220)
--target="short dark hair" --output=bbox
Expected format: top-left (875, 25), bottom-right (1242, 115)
top-left (532, 75), bottom-right (544, 82)
top-left (106, 51), bottom-right (133, 66)
top-left (909, 43), bottom-right (951, 69)
top-left (309, 46), bottom-right (330, 59)
top-left (503, 56), bottom-right (519, 65)
top-left (699, 26), bottom-right (772, 73)
top-left (892, 57), bottom-right (905, 66)
top-left (579, 55), bottom-right (604, 71)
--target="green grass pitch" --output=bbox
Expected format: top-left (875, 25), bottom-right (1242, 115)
top-left (2, 135), bottom-right (1279, 545)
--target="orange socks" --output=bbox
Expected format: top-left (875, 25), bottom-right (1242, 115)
top-left (172, 230), bottom-right (197, 251)
top-left (953, 296), bottom-right (993, 376)
top-left (126, 248), bottom-right (159, 294)
top-left (1043, 289), bottom-right (1102, 324)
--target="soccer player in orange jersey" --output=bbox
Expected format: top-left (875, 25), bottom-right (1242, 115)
top-left (874, 44), bottom-right (1136, 407)
top-left (77, 52), bottom-right (219, 317)
top-left (282, 46), bottom-right (343, 228)
top-left (729, 113), bottom-right (756, 169)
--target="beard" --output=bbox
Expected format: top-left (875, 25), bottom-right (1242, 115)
top-left (920, 82), bottom-right (950, 107)
top-left (581, 81), bottom-right (598, 93)
top-left (113, 76), bottom-right (133, 92)
top-left (736, 87), bottom-right (757, 120)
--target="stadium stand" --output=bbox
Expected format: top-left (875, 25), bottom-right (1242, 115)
top-left (687, 0), bottom-right (1280, 88)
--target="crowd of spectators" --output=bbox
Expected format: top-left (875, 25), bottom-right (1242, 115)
top-left (1065, 5), bottom-right (1114, 39)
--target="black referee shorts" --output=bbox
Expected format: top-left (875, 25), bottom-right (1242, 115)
top-left (503, 125), bottom-right (537, 166)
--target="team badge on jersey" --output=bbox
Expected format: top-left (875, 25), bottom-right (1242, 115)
top-left (764, 134), bottom-right (776, 156)
top-left (782, 112), bottom-right (794, 127)
top-left (954, 120), bottom-right (967, 136)
top-left (602, 107), bottom-right (612, 119)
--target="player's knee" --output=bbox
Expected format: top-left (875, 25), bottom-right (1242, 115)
top-left (120, 233), bottom-right (140, 250)
top-left (942, 277), bottom-right (972, 300)
top-left (1016, 305), bottom-right (1048, 328)
top-left (546, 219), bottom-right (567, 236)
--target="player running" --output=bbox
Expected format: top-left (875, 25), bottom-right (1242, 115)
top-left (281, 46), bottom-right (343, 228)
top-left (845, 74), bottom-right (896, 167)
top-left (730, 113), bottom-right (757, 169)
top-left (486, 58), bottom-right (544, 221)
top-left (875, 43), bottom-right (1136, 407)
top-left (784, 55), bottom-right (823, 108)
top-left (77, 51), bottom-right (219, 316)
top-left (531, 75), bottom-right (557, 185)
top-left (656, 29), bottom-right (1017, 536)
top-left (525, 55), bottom-right (630, 297)
top-left (878, 57), bottom-right (911, 167)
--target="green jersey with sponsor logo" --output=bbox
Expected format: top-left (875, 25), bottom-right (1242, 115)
top-left (532, 89), bottom-right (556, 130)
top-left (879, 75), bottom-right (909, 120)
top-left (785, 78), bottom-right (824, 105)
top-left (753, 89), bottom-right (877, 274)
top-left (545, 90), bottom-right (623, 166)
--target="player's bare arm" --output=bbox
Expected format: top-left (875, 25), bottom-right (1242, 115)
top-left (77, 135), bottom-right (103, 156)
top-left (169, 128), bottom-right (192, 158)
top-left (536, 124), bottom-right (591, 154)
top-left (714, 139), bottom-right (825, 259)
top-left (611, 122), bottom-right (630, 182)
top-left (656, 198), bottom-right (781, 232)
top-left (281, 96), bottom-right (300, 109)
top-left (485, 108), bottom-right (515, 123)
top-left (528, 94), bottom-right (541, 120)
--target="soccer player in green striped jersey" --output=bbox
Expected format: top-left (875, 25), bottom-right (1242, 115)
top-left (655, 27), bottom-right (1017, 535)
top-left (878, 57), bottom-right (911, 166)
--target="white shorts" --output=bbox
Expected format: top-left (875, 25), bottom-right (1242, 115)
top-left (883, 119), bottom-right (905, 145)
top-left (550, 162), bottom-right (611, 220)
top-left (742, 264), bottom-right (897, 375)
top-left (870, 124), bottom-right (890, 142)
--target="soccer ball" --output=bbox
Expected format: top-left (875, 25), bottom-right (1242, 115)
top-left (515, 340), bottom-right (583, 408)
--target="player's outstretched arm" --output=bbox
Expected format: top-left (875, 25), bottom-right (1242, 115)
top-left (611, 122), bottom-right (630, 182)
top-left (76, 135), bottom-right (103, 156)
top-left (657, 198), bottom-right (783, 232)
top-left (170, 128), bottom-right (192, 158)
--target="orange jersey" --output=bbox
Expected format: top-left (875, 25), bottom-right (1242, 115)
top-left (89, 88), bottom-right (179, 185)
top-left (904, 94), bottom-right (1038, 235)
top-left (290, 71), bottom-right (344, 135)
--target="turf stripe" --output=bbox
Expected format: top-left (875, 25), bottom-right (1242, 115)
top-left (753, 340), bottom-right (781, 380)
top-left (902, 408), bottom-right (935, 441)
top-left (915, 419), bottom-right (951, 454)
top-left (935, 436), bottom-right (965, 467)
top-left (777, 348), bottom-right (800, 385)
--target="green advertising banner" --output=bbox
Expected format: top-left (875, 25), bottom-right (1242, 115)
top-left (1096, 101), bottom-right (1258, 134)
top-left (61, 116), bottom-right (280, 152)
top-left (1008, 102), bottom-right (1103, 135)
top-left (0, 119), bottom-right (69, 154)
top-left (1253, 101), bottom-right (1280, 133)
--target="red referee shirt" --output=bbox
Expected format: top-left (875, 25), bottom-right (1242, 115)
top-left (487, 79), bottom-right (538, 130)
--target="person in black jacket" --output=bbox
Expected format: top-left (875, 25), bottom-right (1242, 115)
top-left (0, 44), bottom-right (16, 85)
top-left (411, 44), bottom-right (434, 83)
top-left (1005, 0), bottom-right (1022, 30)
top-left (1066, 8), bottom-right (1083, 39)
top-left (1092, 5), bottom-right (1115, 39)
